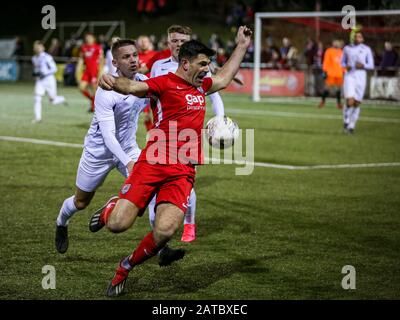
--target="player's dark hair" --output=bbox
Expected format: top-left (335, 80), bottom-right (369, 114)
top-left (111, 39), bottom-right (137, 57)
top-left (178, 40), bottom-right (215, 63)
top-left (167, 25), bottom-right (192, 36)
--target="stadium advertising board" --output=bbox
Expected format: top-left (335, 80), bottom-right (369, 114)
top-left (226, 69), bottom-right (305, 96)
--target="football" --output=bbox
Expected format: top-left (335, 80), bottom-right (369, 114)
top-left (205, 115), bottom-right (240, 149)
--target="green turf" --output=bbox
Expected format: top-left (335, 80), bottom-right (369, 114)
top-left (0, 82), bottom-right (399, 299)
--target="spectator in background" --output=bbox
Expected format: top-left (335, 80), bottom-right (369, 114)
top-left (48, 38), bottom-right (61, 57)
top-left (13, 36), bottom-right (25, 56)
top-left (243, 40), bottom-right (254, 63)
top-left (314, 41), bottom-right (324, 68)
top-left (216, 48), bottom-right (228, 66)
top-left (208, 33), bottom-right (224, 52)
top-left (313, 41), bottom-right (325, 96)
top-left (280, 37), bottom-right (298, 69)
top-left (379, 41), bottom-right (399, 76)
top-left (261, 36), bottom-right (280, 69)
top-left (304, 38), bottom-right (317, 67)
top-left (98, 34), bottom-right (109, 54)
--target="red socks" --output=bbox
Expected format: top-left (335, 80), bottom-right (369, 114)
top-left (128, 232), bottom-right (161, 267)
top-left (100, 198), bottom-right (118, 225)
top-left (81, 89), bottom-right (93, 100)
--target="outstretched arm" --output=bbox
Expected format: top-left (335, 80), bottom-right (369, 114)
top-left (209, 26), bottom-right (252, 94)
top-left (98, 74), bottom-right (149, 97)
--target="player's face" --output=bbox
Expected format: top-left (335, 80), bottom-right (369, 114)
top-left (168, 32), bottom-right (190, 60)
top-left (138, 37), bottom-right (152, 51)
top-left (184, 53), bottom-right (210, 87)
top-left (354, 33), bottom-right (364, 45)
top-left (113, 45), bottom-right (139, 78)
top-left (33, 43), bottom-right (44, 55)
top-left (85, 34), bottom-right (95, 45)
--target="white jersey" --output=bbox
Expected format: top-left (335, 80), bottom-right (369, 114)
top-left (150, 56), bottom-right (178, 77)
top-left (150, 56), bottom-right (225, 116)
top-left (341, 43), bottom-right (374, 74)
top-left (342, 43), bottom-right (374, 102)
top-left (32, 52), bottom-right (57, 78)
top-left (83, 73), bottom-right (149, 161)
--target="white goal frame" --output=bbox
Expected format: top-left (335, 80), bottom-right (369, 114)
top-left (253, 10), bottom-right (400, 102)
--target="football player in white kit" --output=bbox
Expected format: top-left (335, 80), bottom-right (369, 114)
top-left (32, 41), bottom-right (67, 123)
top-left (148, 25), bottom-right (225, 242)
top-left (55, 39), bottom-right (185, 265)
top-left (341, 31), bottom-right (374, 134)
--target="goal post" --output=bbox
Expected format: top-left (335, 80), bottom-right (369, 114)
top-left (252, 10), bottom-right (400, 102)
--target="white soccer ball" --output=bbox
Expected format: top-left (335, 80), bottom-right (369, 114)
top-left (205, 115), bottom-right (239, 149)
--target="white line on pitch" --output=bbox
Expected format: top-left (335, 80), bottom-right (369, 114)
top-left (1, 135), bottom-right (400, 170)
top-left (224, 108), bottom-right (400, 123)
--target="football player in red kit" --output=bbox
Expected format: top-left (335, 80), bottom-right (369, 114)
top-left (76, 33), bottom-right (104, 112)
top-left (91, 26), bottom-right (252, 297)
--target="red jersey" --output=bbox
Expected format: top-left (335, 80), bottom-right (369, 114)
top-left (139, 50), bottom-right (157, 67)
top-left (139, 72), bottom-right (213, 165)
top-left (146, 49), bottom-right (171, 71)
top-left (81, 44), bottom-right (102, 72)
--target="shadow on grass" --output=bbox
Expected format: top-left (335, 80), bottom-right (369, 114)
top-left (127, 257), bottom-right (269, 295)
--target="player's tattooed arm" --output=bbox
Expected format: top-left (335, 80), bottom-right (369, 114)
top-left (209, 26), bottom-right (252, 94)
top-left (98, 74), bottom-right (149, 97)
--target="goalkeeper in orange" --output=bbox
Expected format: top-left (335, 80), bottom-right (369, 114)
top-left (318, 39), bottom-right (345, 109)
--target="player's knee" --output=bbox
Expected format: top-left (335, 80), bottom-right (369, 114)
top-left (154, 223), bottom-right (179, 244)
top-left (74, 198), bottom-right (90, 210)
top-left (107, 212), bottom-right (131, 233)
top-left (107, 223), bottom-right (125, 233)
top-left (79, 83), bottom-right (87, 91)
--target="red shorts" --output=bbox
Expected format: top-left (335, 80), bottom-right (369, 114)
top-left (81, 68), bottom-right (98, 84)
top-left (119, 161), bottom-right (196, 215)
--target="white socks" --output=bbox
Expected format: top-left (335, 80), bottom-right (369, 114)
top-left (343, 105), bottom-right (352, 126)
top-left (184, 190), bottom-right (196, 225)
top-left (148, 195), bottom-right (157, 229)
top-left (34, 95), bottom-right (42, 121)
top-left (343, 106), bottom-right (360, 130)
top-left (148, 189), bottom-right (197, 228)
top-left (51, 95), bottom-right (66, 105)
top-left (56, 196), bottom-right (79, 227)
top-left (348, 107), bottom-right (361, 130)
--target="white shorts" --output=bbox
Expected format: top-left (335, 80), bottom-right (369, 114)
top-left (35, 75), bottom-right (57, 99)
top-left (76, 148), bottom-right (141, 193)
top-left (343, 71), bottom-right (367, 102)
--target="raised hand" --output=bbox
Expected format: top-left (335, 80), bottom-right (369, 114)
top-left (235, 26), bottom-right (252, 48)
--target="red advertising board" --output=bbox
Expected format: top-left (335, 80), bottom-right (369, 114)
top-left (225, 69), bottom-right (305, 96)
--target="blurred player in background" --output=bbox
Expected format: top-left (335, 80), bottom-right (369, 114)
top-left (76, 33), bottom-right (104, 112)
top-left (138, 38), bottom-right (171, 132)
top-left (341, 31), bottom-right (374, 134)
top-left (148, 24), bottom-right (226, 242)
top-left (137, 35), bottom-right (157, 73)
top-left (31, 41), bottom-right (67, 123)
top-left (318, 39), bottom-right (344, 109)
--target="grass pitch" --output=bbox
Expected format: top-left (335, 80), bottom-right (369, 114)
top-left (0, 82), bottom-right (399, 299)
